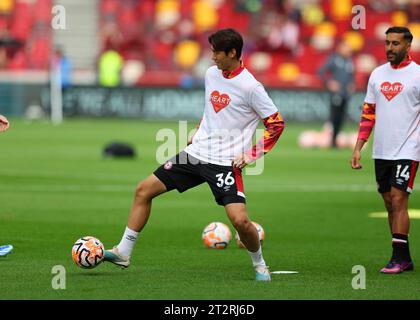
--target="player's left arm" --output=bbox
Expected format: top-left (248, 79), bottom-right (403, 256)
top-left (233, 112), bottom-right (285, 168)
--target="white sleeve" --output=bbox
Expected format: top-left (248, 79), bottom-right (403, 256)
top-left (364, 73), bottom-right (376, 104)
top-left (249, 83), bottom-right (279, 119)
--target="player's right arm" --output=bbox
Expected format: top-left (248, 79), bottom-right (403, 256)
top-left (351, 102), bottom-right (376, 169)
top-left (0, 114), bottom-right (10, 133)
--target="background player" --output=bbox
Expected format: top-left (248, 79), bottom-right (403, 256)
top-left (351, 26), bottom-right (419, 274)
top-left (318, 40), bottom-right (355, 148)
top-left (104, 28), bottom-right (285, 281)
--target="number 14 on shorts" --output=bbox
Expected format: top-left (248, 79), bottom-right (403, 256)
top-left (396, 164), bottom-right (410, 180)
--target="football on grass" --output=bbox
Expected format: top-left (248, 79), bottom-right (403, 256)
top-left (202, 222), bottom-right (232, 249)
top-left (72, 236), bottom-right (105, 269)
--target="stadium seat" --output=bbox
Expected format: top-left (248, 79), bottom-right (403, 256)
top-left (29, 37), bottom-right (50, 69)
top-left (101, 0), bottom-right (120, 15)
top-left (33, 0), bottom-right (52, 24)
top-left (10, 2), bottom-right (31, 41)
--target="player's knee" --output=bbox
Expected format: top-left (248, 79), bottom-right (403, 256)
top-left (134, 181), bottom-right (153, 201)
top-left (231, 216), bottom-right (250, 231)
top-left (384, 200), bottom-right (393, 213)
top-left (390, 193), bottom-right (407, 211)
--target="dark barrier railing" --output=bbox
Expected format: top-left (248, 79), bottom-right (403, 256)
top-left (0, 84), bottom-right (365, 122)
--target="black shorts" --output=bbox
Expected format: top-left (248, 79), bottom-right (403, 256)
top-left (153, 151), bottom-right (246, 206)
top-left (375, 159), bottom-right (419, 194)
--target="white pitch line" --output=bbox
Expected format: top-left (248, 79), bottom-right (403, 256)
top-left (271, 271), bottom-right (299, 274)
top-left (369, 210), bottom-right (420, 219)
top-left (0, 169), bottom-right (139, 182)
top-left (0, 184), bottom-right (379, 193)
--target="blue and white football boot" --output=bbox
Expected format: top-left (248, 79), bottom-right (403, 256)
top-left (0, 245), bottom-right (13, 257)
top-left (103, 246), bottom-right (131, 268)
top-left (255, 265), bottom-right (271, 281)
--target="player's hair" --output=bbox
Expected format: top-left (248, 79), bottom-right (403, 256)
top-left (208, 28), bottom-right (243, 59)
top-left (385, 26), bottom-right (413, 43)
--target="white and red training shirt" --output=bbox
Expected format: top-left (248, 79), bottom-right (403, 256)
top-left (185, 65), bottom-right (283, 166)
top-left (364, 60), bottom-right (420, 161)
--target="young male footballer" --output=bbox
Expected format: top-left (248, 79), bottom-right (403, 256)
top-left (0, 114), bottom-right (13, 257)
top-left (104, 28), bottom-right (285, 281)
top-left (351, 27), bottom-right (419, 274)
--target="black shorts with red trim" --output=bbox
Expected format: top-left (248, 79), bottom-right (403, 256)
top-left (375, 159), bottom-right (419, 194)
top-left (153, 151), bottom-right (246, 206)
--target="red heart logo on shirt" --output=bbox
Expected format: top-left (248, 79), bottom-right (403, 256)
top-left (210, 91), bottom-right (231, 113)
top-left (380, 82), bottom-right (403, 101)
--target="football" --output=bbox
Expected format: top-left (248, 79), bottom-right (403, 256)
top-left (202, 222), bottom-right (232, 249)
top-left (235, 221), bottom-right (265, 248)
top-left (72, 236), bottom-right (105, 269)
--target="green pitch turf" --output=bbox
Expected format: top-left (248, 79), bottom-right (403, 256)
top-left (0, 119), bottom-right (419, 300)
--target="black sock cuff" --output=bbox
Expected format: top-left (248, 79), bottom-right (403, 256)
top-left (392, 233), bottom-right (408, 241)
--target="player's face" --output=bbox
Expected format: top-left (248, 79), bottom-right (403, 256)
top-left (211, 47), bottom-right (237, 71)
top-left (385, 33), bottom-right (411, 65)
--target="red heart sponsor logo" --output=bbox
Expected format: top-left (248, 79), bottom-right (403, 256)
top-left (210, 90), bottom-right (231, 113)
top-left (380, 82), bottom-right (403, 101)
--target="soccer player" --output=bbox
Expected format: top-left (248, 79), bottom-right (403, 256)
top-left (104, 28), bottom-right (285, 281)
top-left (318, 40), bottom-right (355, 148)
top-left (0, 114), bottom-right (13, 257)
top-left (351, 27), bottom-right (419, 274)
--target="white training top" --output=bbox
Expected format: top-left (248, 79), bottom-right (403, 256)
top-left (364, 61), bottom-right (420, 161)
top-left (185, 66), bottom-right (279, 166)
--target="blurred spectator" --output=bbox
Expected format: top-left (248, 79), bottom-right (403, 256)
top-left (101, 18), bottom-right (123, 51)
top-left (0, 30), bottom-right (23, 69)
top-left (252, 10), bottom-right (300, 55)
top-left (407, 0), bottom-right (420, 22)
top-left (368, 0), bottom-right (394, 13)
top-left (0, 46), bottom-right (7, 68)
top-left (318, 40), bottom-right (355, 148)
top-left (121, 60), bottom-right (145, 86)
top-left (266, 14), bottom-right (300, 54)
top-left (98, 49), bottom-right (123, 87)
top-left (52, 47), bottom-right (72, 89)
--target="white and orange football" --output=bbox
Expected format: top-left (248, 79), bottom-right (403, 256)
top-left (202, 222), bottom-right (232, 249)
top-left (72, 236), bottom-right (105, 269)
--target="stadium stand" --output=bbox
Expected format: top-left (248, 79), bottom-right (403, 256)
top-left (0, 0), bottom-right (419, 89)
top-left (97, 0), bottom-right (420, 89)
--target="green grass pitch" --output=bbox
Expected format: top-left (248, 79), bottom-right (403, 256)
top-left (0, 119), bottom-right (419, 300)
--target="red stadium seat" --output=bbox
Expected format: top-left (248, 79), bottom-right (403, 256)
top-left (29, 37), bottom-right (50, 69)
top-left (101, 0), bottom-right (120, 15)
top-left (10, 2), bottom-right (31, 41)
top-left (0, 16), bottom-right (9, 30)
top-left (33, 0), bottom-right (52, 23)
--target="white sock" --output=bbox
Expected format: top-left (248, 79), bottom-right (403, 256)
top-left (248, 246), bottom-right (266, 267)
top-left (117, 226), bottom-right (139, 258)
